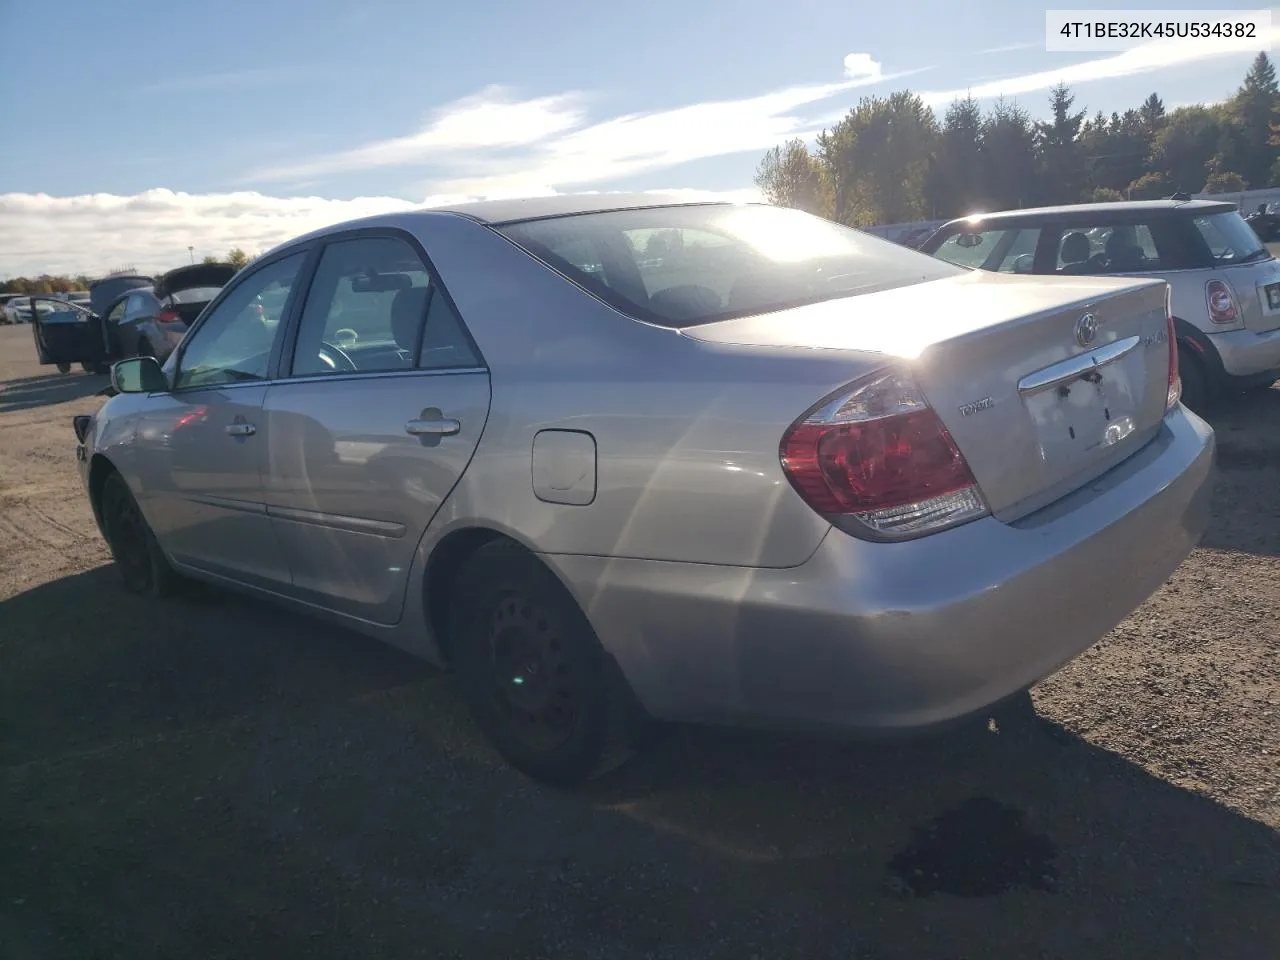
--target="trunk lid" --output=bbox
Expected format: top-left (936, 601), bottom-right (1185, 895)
top-left (153, 263), bottom-right (237, 300)
top-left (682, 269), bottom-right (1173, 521)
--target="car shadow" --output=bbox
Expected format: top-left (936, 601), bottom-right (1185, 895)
top-left (0, 370), bottom-right (109, 413)
top-left (2, 565), bottom-right (1277, 959)
top-left (1196, 386), bottom-right (1280, 558)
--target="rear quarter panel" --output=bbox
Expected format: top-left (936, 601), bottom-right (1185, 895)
top-left (401, 213), bottom-right (870, 569)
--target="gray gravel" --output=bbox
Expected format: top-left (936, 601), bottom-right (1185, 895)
top-left (1, 323), bottom-right (1277, 960)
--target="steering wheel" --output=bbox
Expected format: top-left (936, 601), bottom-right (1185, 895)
top-left (317, 340), bottom-right (358, 372)
top-left (333, 327), bottom-right (359, 347)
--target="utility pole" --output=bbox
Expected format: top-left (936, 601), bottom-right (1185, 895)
top-left (187, 246), bottom-right (194, 265)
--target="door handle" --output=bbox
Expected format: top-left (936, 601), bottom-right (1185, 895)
top-left (405, 418), bottom-right (460, 437)
top-left (225, 422), bottom-right (256, 437)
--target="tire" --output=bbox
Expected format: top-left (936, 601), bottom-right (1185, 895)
top-left (92, 361), bottom-right (111, 375)
top-left (450, 540), bottom-right (639, 785)
top-left (100, 471), bottom-right (180, 598)
top-left (56, 362), bottom-right (71, 374)
top-left (1177, 346), bottom-right (1210, 415)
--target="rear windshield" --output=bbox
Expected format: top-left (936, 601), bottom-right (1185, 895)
top-left (1192, 211), bottom-right (1268, 264)
top-left (497, 204), bottom-right (963, 328)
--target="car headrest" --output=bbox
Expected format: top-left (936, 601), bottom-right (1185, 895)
top-left (647, 284), bottom-right (721, 321)
top-left (1060, 232), bottom-right (1090, 264)
top-left (390, 286), bottom-right (430, 353)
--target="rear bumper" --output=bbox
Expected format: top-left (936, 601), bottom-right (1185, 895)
top-left (1207, 325), bottom-right (1280, 381)
top-left (548, 405), bottom-right (1215, 732)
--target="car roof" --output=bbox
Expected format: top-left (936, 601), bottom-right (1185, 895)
top-left (938, 198), bottom-right (1237, 229)
top-left (426, 192), bottom-right (748, 225)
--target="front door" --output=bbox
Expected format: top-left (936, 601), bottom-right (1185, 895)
top-left (261, 233), bottom-right (490, 624)
top-left (135, 252), bottom-right (308, 588)
top-left (27, 297), bottom-right (105, 368)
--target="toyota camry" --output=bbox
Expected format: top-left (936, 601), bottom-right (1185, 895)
top-left (73, 194), bottom-right (1216, 784)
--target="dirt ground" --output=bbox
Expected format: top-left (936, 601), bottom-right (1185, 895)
top-left (1, 319), bottom-right (1278, 960)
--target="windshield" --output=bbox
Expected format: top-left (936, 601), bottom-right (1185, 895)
top-left (1193, 211), bottom-right (1269, 263)
top-left (498, 204), bottom-right (963, 328)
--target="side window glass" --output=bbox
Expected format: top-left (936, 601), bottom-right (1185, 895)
top-left (419, 293), bottom-right (480, 370)
top-left (992, 229), bottom-right (1040, 274)
top-left (1056, 224), bottom-right (1161, 274)
top-left (107, 299), bottom-right (128, 323)
top-left (931, 229), bottom-right (1009, 269)
top-left (174, 253), bottom-right (303, 390)
top-left (291, 236), bottom-right (431, 377)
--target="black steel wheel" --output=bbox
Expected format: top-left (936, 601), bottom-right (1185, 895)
top-left (451, 540), bottom-right (642, 785)
top-left (101, 471), bottom-right (179, 597)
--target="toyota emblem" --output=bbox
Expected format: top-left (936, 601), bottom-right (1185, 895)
top-left (1075, 313), bottom-right (1099, 347)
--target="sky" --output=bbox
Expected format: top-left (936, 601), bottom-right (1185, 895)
top-left (0, 0), bottom-right (1274, 277)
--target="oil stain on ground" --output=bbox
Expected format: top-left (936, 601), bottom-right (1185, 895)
top-left (885, 797), bottom-right (1057, 898)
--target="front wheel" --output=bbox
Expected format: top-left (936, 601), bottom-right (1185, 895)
top-left (100, 472), bottom-right (180, 598)
top-left (450, 540), bottom-right (640, 785)
top-left (56, 362), bottom-right (71, 374)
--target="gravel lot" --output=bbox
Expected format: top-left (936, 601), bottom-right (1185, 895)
top-left (1, 319), bottom-right (1278, 960)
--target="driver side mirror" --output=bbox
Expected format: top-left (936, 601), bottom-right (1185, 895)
top-left (111, 356), bottom-right (168, 394)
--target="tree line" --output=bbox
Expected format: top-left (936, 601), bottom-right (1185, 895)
top-left (755, 52), bottom-right (1280, 226)
top-left (1, 247), bottom-right (253, 296)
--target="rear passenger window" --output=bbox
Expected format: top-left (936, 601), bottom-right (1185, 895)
top-left (1055, 224), bottom-right (1162, 274)
top-left (291, 236), bottom-right (432, 377)
top-left (290, 235), bottom-right (479, 377)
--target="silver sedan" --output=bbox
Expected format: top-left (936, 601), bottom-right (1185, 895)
top-left (75, 194), bottom-right (1216, 784)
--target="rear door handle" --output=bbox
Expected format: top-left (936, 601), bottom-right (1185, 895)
top-left (405, 418), bottom-right (460, 437)
top-left (225, 423), bottom-right (256, 437)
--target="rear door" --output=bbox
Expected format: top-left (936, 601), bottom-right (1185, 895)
top-left (27, 297), bottom-right (105, 367)
top-left (262, 231), bottom-right (490, 624)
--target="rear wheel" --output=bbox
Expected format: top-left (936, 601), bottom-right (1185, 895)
top-left (100, 472), bottom-right (179, 598)
top-left (1177, 346), bottom-right (1210, 415)
top-left (450, 540), bottom-right (639, 785)
top-left (56, 362), bottom-right (71, 374)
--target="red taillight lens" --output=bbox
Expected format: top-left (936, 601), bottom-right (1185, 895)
top-left (1165, 289), bottom-right (1181, 411)
top-left (780, 369), bottom-right (989, 539)
top-left (1205, 280), bottom-right (1238, 324)
top-left (155, 309), bottom-right (182, 325)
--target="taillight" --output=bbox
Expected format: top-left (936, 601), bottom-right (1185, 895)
top-left (779, 369), bottom-right (989, 540)
top-left (1205, 279), bottom-right (1239, 324)
top-left (155, 309), bottom-right (182, 325)
top-left (1165, 288), bottom-right (1181, 411)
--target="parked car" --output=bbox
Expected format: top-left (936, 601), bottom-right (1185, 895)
top-left (74, 195), bottom-right (1214, 784)
top-left (918, 198), bottom-right (1280, 411)
top-left (1245, 201), bottom-right (1280, 242)
top-left (0, 293), bottom-right (24, 324)
top-left (29, 265), bottom-right (235, 373)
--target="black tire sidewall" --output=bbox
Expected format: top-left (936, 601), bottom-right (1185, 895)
top-left (450, 542), bottom-right (619, 785)
top-left (1178, 346), bottom-right (1209, 415)
top-left (102, 473), bottom-right (173, 598)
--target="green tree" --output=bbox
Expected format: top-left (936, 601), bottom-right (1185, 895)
top-left (1148, 106), bottom-right (1223, 193)
top-left (753, 138), bottom-right (832, 216)
top-left (227, 248), bottom-right (249, 269)
top-left (817, 91), bottom-right (938, 225)
top-left (927, 96), bottom-right (986, 218)
top-left (201, 254), bottom-right (220, 265)
top-left (1202, 170), bottom-right (1248, 194)
top-left (1227, 52), bottom-right (1280, 187)
top-left (1035, 83), bottom-right (1087, 201)
top-left (981, 98), bottom-right (1038, 209)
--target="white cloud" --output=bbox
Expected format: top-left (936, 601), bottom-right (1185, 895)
top-left (921, 26), bottom-right (1280, 105)
top-left (0, 187), bottom-right (763, 278)
top-left (249, 53), bottom-right (911, 195)
top-left (842, 53), bottom-right (882, 82)
top-left (252, 85), bottom-right (589, 182)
